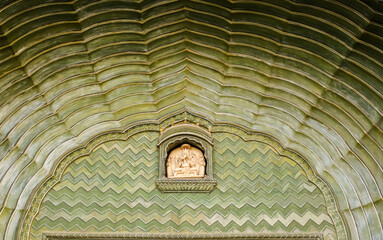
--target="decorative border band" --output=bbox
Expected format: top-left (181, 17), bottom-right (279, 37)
top-left (156, 179), bottom-right (217, 192)
top-left (43, 232), bottom-right (323, 240)
top-left (213, 125), bottom-right (347, 240)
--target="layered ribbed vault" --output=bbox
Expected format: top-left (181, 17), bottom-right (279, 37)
top-left (0, 0), bottom-right (382, 239)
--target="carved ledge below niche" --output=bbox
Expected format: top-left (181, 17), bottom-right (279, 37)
top-left (156, 179), bottom-right (217, 193)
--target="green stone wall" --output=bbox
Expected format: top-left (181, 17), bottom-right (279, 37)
top-left (0, 0), bottom-right (382, 239)
top-left (30, 132), bottom-right (336, 239)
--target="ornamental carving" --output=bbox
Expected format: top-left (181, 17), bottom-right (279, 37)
top-left (156, 123), bottom-right (217, 192)
top-left (167, 144), bottom-right (206, 178)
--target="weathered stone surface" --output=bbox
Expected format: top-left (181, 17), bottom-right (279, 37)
top-left (26, 130), bottom-right (340, 240)
top-left (0, 1), bottom-right (382, 239)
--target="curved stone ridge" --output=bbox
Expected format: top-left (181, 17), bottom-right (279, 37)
top-left (0, 1), bottom-right (382, 239)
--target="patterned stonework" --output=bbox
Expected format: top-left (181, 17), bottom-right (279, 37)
top-left (28, 129), bottom-right (339, 240)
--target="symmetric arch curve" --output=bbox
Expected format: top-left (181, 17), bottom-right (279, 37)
top-left (0, 0), bottom-right (382, 239)
top-left (21, 111), bottom-right (347, 239)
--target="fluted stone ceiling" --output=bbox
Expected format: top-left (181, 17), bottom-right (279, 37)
top-left (0, 0), bottom-right (382, 239)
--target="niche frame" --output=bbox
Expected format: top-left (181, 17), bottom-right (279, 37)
top-left (156, 124), bottom-right (217, 193)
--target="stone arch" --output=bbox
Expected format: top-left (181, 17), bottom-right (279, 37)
top-left (0, 1), bottom-right (382, 239)
top-left (21, 113), bottom-right (346, 240)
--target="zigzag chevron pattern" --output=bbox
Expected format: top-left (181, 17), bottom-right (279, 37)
top-left (30, 132), bottom-right (336, 239)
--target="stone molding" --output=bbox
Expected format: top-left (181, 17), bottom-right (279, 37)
top-left (156, 179), bottom-right (217, 192)
top-left (43, 232), bottom-right (324, 240)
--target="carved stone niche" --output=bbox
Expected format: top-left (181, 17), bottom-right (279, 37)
top-left (167, 143), bottom-right (205, 179)
top-left (156, 124), bottom-right (217, 193)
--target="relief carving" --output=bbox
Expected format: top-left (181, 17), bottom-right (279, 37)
top-left (166, 144), bottom-right (205, 178)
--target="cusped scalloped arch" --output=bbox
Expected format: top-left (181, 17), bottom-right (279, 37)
top-left (21, 113), bottom-right (346, 239)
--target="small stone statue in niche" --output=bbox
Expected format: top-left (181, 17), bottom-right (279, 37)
top-left (167, 144), bottom-right (206, 178)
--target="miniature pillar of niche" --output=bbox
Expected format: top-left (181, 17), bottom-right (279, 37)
top-left (166, 144), bottom-right (206, 178)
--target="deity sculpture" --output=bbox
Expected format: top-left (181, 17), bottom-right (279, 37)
top-left (166, 144), bottom-right (206, 178)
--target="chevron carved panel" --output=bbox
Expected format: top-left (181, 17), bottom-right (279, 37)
top-left (30, 131), bottom-right (336, 239)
